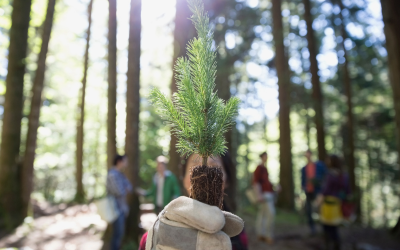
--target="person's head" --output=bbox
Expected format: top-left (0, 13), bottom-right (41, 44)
top-left (156, 155), bottom-right (168, 176)
top-left (114, 154), bottom-right (127, 170)
top-left (260, 152), bottom-right (268, 164)
top-left (182, 153), bottom-right (231, 195)
top-left (305, 149), bottom-right (312, 162)
top-left (327, 154), bottom-right (342, 172)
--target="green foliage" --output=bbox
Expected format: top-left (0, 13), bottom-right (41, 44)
top-left (149, 0), bottom-right (240, 162)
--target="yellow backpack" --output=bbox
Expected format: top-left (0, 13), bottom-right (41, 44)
top-left (320, 196), bottom-right (343, 226)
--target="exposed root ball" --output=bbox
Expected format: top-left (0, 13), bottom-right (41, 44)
top-left (189, 165), bottom-right (224, 209)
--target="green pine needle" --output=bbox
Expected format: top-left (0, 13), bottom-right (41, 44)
top-left (149, 0), bottom-right (240, 162)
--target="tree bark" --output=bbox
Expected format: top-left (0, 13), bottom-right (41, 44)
top-left (169, 0), bottom-right (196, 178)
top-left (337, 0), bottom-right (356, 198)
top-left (107, 0), bottom-right (117, 169)
top-left (303, 0), bottom-right (326, 161)
top-left (102, 1), bottom-right (118, 246)
top-left (271, 0), bottom-right (294, 210)
top-left (75, 0), bottom-right (93, 203)
top-left (216, 62), bottom-right (233, 153)
top-left (125, 0), bottom-right (141, 244)
top-left (0, 0), bottom-right (32, 230)
top-left (380, 0), bottom-right (400, 235)
top-left (21, 0), bottom-right (56, 217)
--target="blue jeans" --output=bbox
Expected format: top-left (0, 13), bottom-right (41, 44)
top-left (111, 213), bottom-right (125, 250)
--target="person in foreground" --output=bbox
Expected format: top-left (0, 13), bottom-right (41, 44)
top-left (253, 151), bottom-right (276, 244)
top-left (145, 162), bottom-right (244, 250)
top-left (139, 154), bottom-right (248, 250)
top-left (316, 155), bottom-right (350, 250)
top-left (106, 154), bottom-right (132, 250)
top-left (301, 149), bottom-right (327, 235)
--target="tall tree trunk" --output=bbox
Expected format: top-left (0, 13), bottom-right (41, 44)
top-left (271, 0), bottom-right (294, 210)
top-left (380, 0), bottom-right (400, 235)
top-left (216, 62), bottom-right (233, 154)
top-left (75, 0), bottom-right (93, 203)
top-left (107, 0), bottom-right (117, 169)
top-left (125, 0), bottom-right (141, 244)
top-left (102, 1), bottom-right (118, 247)
top-left (337, 0), bottom-right (356, 200)
top-left (0, 0), bottom-right (32, 230)
top-left (21, 0), bottom-right (56, 217)
top-left (169, 0), bottom-right (195, 178)
top-left (305, 102), bottom-right (311, 149)
top-left (303, 0), bottom-right (326, 161)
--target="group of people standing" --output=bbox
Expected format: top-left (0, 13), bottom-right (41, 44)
top-left (106, 153), bottom-right (248, 250)
top-left (106, 149), bottom-right (350, 250)
top-left (252, 149), bottom-right (351, 250)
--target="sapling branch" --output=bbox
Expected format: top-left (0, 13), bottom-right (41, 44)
top-left (149, 0), bottom-right (239, 167)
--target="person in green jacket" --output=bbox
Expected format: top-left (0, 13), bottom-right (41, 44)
top-left (138, 156), bottom-right (181, 214)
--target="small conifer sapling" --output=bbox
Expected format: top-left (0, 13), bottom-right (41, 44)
top-left (149, 0), bottom-right (239, 207)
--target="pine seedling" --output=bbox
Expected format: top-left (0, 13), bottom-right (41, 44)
top-left (149, 0), bottom-right (240, 167)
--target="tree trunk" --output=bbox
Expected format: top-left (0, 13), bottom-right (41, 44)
top-left (169, 0), bottom-right (195, 178)
top-left (0, 0), bottom-right (32, 230)
top-left (216, 64), bottom-right (233, 153)
top-left (21, 0), bottom-right (56, 217)
top-left (271, 0), bottom-right (294, 210)
top-left (303, 0), bottom-right (326, 161)
top-left (124, 0), bottom-right (141, 245)
top-left (380, 0), bottom-right (400, 235)
top-left (75, 0), bottom-right (93, 203)
top-left (102, 1), bottom-right (118, 246)
top-left (107, 0), bottom-right (117, 169)
top-left (337, 0), bottom-right (357, 199)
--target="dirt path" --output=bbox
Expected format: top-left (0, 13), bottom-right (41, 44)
top-left (1, 204), bottom-right (399, 250)
top-left (0, 204), bottom-right (106, 250)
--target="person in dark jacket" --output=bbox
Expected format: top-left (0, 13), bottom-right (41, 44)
top-left (317, 155), bottom-right (350, 250)
top-left (301, 149), bottom-right (327, 235)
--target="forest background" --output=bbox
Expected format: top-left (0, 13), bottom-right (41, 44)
top-left (0, 0), bottom-right (399, 244)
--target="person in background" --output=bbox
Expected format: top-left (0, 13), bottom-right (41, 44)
top-left (301, 149), bottom-right (327, 235)
top-left (316, 155), bottom-right (350, 250)
top-left (138, 155), bottom-right (181, 214)
top-left (107, 154), bottom-right (132, 250)
top-left (253, 152), bottom-right (275, 245)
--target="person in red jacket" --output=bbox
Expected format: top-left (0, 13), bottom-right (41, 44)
top-left (253, 152), bottom-right (275, 244)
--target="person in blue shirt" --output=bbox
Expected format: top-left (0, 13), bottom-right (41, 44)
top-left (107, 154), bottom-right (132, 250)
top-left (301, 150), bottom-right (327, 235)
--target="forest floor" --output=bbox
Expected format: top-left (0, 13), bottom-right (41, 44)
top-left (0, 202), bottom-right (399, 250)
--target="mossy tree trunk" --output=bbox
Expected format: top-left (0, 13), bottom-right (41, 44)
top-left (380, 0), bottom-right (400, 236)
top-left (103, 0), bottom-right (118, 246)
top-left (336, 0), bottom-right (358, 215)
top-left (22, 0), bottom-right (57, 216)
top-left (107, 0), bottom-right (117, 169)
top-left (75, 0), bottom-right (93, 203)
top-left (303, 0), bottom-right (326, 161)
top-left (0, 0), bottom-right (32, 230)
top-left (271, 0), bottom-right (294, 210)
top-left (125, 0), bottom-right (141, 245)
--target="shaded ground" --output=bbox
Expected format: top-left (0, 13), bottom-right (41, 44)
top-left (0, 203), bottom-right (399, 250)
top-left (242, 210), bottom-right (400, 250)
